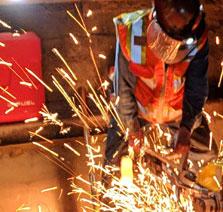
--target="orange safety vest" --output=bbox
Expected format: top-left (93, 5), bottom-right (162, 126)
top-left (113, 9), bottom-right (208, 124)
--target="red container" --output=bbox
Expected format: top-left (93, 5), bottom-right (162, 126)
top-left (0, 32), bottom-right (45, 123)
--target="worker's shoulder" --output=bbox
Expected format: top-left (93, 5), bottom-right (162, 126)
top-left (113, 9), bottom-right (151, 26)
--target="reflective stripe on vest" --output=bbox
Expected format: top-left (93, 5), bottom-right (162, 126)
top-left (131, 18), bottom-right (143, 64)
top-left (114, 40), bottom-right (120, 96)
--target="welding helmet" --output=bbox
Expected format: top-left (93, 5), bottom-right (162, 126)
top-left (147, 0), bottom-right (203, 64)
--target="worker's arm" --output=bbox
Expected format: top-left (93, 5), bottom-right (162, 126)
top-left (180, 41), bottom-right (209, 131)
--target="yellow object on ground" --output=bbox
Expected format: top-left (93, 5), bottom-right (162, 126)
top-left (120, 156), bottom-right (134, 186)
top-left (196, 162), bottom-right (222, 192)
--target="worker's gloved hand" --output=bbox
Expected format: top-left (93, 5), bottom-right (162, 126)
top-left (128, 130), bottom-right (144, 155)
top-left (174, 126), bottom-right (191, 154)
top-left (167, 127), bottom-right (191, 168)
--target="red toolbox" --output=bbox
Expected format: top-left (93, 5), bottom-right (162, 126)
top-left (0, 32), bottom-right (45, 123)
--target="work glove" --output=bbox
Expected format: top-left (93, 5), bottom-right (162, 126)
top-left (167, 126), bottom-right (191, 169)
top-left (175, 126), bottom-right (191, 154)
top-left (128, 130), bottom-right (144, 155)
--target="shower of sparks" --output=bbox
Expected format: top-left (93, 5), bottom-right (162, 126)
top-left (25, 67), bottom-right (53, 92)
top-left (41, 186), bottom-right (58, 193)
top-left (213, 111), bottom-right (223, 119)
top-left (64, 143), bottom-right (80, 156)
top-left (0, 19), bottom-right (11, 29)
top-left (56, 67), bottom-right (76, 88)
top-left (155, 123), bottom-right (164, 138)
top-left (219, 140), bottom-right (223, 158)
top-left (37, 205), bottom-right (42, 212)
top-left (69, 33), bottom-right (79, 45)
top-left (101, 80), bottom-right (110, 90)
top-left (0, 42), bottom-right (5, 47)
top-left (0, 60), bottom-right (12, 66)
top-left (197, 161), bottom-right (202, 168)
top-left (8, 65), bottom-right (27, 83)
top-left (5, 106), bottom-right (15, 114)
top-left (87, 143), bottom-right (100, 154)
top-left (218, 61), bottom-right (223, 87)
top-left (65, 127), bottom-right (194, 211)
top-left (0, 86), bottom-right (16, 99)
top-left (202, 109), bottom-right (212, 124)
top-left (13, 32), bottom-right (21, 37)
top-left (16, 205), bottom-right (31, 211)
top-left (213, 176), bottom-right (221, 189)
top-left (33, 141), bottom-right (59, 157)
top-left (19, 81), bottom-right (33, 87)
top-left (70, 149), bottom-right (195, 212)
top-left (0, 94), bottom-right (18, 107)
top-left (87, 81), bottom-right (109, 123)
top-left (115, 96), bottom-right (120, 106)
top-left (89, 47), bottom-right (105, 94)
top-left (216, 36), bottom-right (220, 45)
top-left (52, 75), bottom-right (91, 129)
top-left (60, 109), bottom-right (222, 211)
top-left (29, 131), bottom-right (54, 144)
top-left (39, 104), bottom-right (71, 134)
top-left (58, 189), bottom-right (64, 200)
top-left (164, 132), bottom-right (171, 143)
top-left (86, 9), bottom-right (93, 17)
top-left (209, 132), bottom-right (213, 151)
top-left (61, 127), bottom-right (71, 135)
top-left (91, 26), bottom-right (97, 32)
top-left (81, 198), bottom-right (101, 208)
top-left (52, 48), bottom-right (77, 81)
top-left (76, 175), bottom-right (92, 186)
top-left (75, 139), bottom-right (85, 146)
top-left (94, 128), bottom-right (101, 133)
top-left (98, 54), bottom-right (107, 60)
top-left (67, 4), bottom-right (106, 95)
top-left (12, 57), bottom-right (38, 89)
top-left (74, 3), bottom-right (88, 33)
top-left (34, 126), bottom-right (44, 135)
top-left (66, 10), bottom-right (90, 38)
top-left (24, 117), bottom-right (39, 123)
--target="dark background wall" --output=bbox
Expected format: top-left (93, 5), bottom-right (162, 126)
top-left (0, 0), bottom-right (222, 118)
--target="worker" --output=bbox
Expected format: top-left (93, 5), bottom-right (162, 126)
top-left (105, 0), bottom-right (215, 170)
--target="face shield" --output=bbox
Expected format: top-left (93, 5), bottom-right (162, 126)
top-left (147, 19), bottom-right (197, 64)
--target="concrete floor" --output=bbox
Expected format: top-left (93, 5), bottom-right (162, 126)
top-left (0, 135), bottom-right (105, 212)
top-left (0, 102), bottom-right (222, 212)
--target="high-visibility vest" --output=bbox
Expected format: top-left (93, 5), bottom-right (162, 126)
top-left (113, 9), bottom-right (208, 124)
